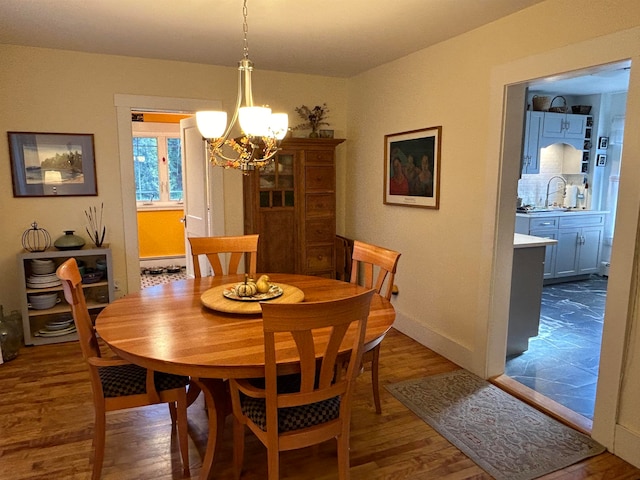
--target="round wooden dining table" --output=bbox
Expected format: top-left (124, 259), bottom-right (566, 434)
top-left (95, 273), bottom-right (395, 480)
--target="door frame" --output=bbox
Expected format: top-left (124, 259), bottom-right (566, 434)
top-left (484, 27), bottom-right (640, 453)
top-left (114, 94), bottom-right (222, 293)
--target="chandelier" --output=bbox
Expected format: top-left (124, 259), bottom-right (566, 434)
top-left (196, 0), bottom-right (288, 172)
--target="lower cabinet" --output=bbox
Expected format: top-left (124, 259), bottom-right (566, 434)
top-left (17, 247), bottom-right (115, 345)
top-left (508, 245), bottom-right (546, 356)
top-left (530, 230), bottom-right (557, 279)
top-left (515, 213), bottom-right (604, 281)
top-left (554, 226), bottom-right (603, 277)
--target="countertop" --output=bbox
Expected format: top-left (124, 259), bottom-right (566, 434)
top-left (516, 209), bottom-right (607, 217)
top-left (514, 233), bottom-right (558, 248)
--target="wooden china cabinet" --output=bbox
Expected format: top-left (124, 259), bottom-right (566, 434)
top-left (243, 137), bottom-right (345, 277)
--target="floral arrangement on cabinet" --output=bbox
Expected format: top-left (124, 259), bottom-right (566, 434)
top-left (293, 103), bottom-right (329, 137)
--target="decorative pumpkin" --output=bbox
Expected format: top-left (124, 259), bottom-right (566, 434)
top-left (22, 221), bottom-right (51, 252)
top-left (236, 275), bottom-right (257, 297)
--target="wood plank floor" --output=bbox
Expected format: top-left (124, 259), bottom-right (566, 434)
top-left (1, 328), bottom-right (639, 479)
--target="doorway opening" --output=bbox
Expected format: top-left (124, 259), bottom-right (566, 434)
top-left (500, 63), bottom-right (629, 433)
top-left (131, 111), bottom-right (192, 279)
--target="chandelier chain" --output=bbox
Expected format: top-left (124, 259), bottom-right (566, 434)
top-left (242, 0), bottom-right (249, 60)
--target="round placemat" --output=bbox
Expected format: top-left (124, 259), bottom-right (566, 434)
top-left (200, 283), bottom-right (304, 314)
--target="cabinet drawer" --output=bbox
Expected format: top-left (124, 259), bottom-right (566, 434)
top-left (305, 166), bottom-right (334, 191)
top-left (306, 246), bottom-right (334, 271)
top-left (306, 220), bottom-right (335, 243)
top-left (558, 214), bottom-right (604, 228)
top-left (306, 193), bottom-right (335, 217)
top-left (529, 217), bottom-right (558, 230)
top-left (305, 150), bottom-right (334, 164)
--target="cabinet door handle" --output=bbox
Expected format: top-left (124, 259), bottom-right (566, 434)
top-left (540, 222), bottom-right (553, 226)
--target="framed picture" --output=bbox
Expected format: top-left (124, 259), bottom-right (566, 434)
top-left (598, 136), bottom-right (609, 150)
top-left (384, 126), bottom-right (441, 209)
top-left (8, 132), bottom-right (97, 197)
top-left (597, 154), bottom-right (607, 167)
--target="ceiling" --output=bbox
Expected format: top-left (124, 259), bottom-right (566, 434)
top-left (528, 62), bottom-right (631, 95)
top-left (0, 0), bottom-right (546, 78)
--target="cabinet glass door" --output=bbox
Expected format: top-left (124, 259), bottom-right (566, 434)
top-left (259, 153), bottom-right (295, 208)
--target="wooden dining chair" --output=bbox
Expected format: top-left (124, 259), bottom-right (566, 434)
top-left (349, 240), bottom-right (401, 414)
top-left (188, 234), bottom-right (259, 278)
top-left (56, 258), bottom-right (190, 479)
top-left (229, 290), bottom-right (375, 480)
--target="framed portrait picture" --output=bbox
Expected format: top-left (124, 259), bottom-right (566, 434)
top-left (597, 154), bottom-right (607, 167)
top-left (598, 136), bottom-right (609, 150)
top-left (8, 132), bottom-right (97, 197)
top-left (384, 126), bottom-right (441, 209)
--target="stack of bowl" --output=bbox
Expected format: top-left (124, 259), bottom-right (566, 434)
top-left (28, 292), bottom-right (59, 310)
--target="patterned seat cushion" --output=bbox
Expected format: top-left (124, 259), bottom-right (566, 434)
top-left (98, 363), bottom-right (189, 398)
top-left (241, 375), bottom-right (341, 432)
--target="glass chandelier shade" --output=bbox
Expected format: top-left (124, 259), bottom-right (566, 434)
top-left (196, 1), bottom-right (288, 172)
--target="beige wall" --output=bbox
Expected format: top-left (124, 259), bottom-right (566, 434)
top-left (2, 0), bottom-right (640, 467)
top-left (0, 45), bottom-right (347, 302)
top-left (345, 0), bottom-right (640, 465)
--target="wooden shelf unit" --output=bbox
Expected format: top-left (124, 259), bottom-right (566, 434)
top-left (17, 247), bottom-right (115, 345)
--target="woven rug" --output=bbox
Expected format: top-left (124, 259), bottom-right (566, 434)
top-left (386, 370), bottom-right (605, 480)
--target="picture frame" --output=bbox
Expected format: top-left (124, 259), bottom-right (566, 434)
top-left (8, 132), bottom-right (97, 197)
top-left (598, 136), bottom-right (609, 150)
top-left (318, 129), bottom-right (334, 139)
top-left (384, 126), bottom-right (441, 209)
top-left (597, 154), bottom-right (607, 167)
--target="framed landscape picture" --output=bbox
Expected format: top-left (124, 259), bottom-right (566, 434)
top-left (384, 126), bottom-right (441, 209)
top-left (8, 132), bottom-right (97, 197)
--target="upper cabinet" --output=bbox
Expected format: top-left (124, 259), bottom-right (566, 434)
top-left (522, 111), bottom-right (543, 174)
top-left (540, 112), bottom-right (587, 146)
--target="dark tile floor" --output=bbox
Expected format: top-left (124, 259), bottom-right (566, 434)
top-left (505, 275), bottom-right (608, 420)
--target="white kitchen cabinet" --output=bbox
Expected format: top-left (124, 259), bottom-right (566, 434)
top-left (542, 112), bottom-right (587, 140)
top-left (515, 212), bottom-right (604, 281)
top-left (17, 247), bottom-right (114, 346)
top-left (554, 225), bottom-right (602, 277)
top-left (530, 230), bottom-right (557, 278)
top-left (522, 111), bottom-right (543, 174)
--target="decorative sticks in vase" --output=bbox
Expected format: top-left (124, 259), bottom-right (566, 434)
top-left (85, 203), bottom-right (106, 247)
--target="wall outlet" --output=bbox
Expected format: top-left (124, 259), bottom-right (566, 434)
top-left (114, 280), bottom-right (120, 291)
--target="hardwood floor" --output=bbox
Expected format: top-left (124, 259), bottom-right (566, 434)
top-left (1, 328), bottom-right (639, 480)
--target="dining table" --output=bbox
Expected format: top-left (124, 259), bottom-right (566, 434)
top-left (95, 273), bottom-right (396, 480)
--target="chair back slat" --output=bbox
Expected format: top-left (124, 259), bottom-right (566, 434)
top-left (188, 234), bottom-right (259, 277)
top-left (350, 240), bottom-right (401, 300)
top-left (260, 290), bottom-right (374, 418)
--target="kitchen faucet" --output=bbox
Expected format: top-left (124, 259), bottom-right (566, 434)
top-left (545, 175), bottom-right (567, 208)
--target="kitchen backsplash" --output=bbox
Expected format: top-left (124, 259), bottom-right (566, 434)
top-left (518, 143), bottom-right (589, 209)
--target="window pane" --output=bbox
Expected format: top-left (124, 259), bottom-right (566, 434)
top-left (133, 137), bottom-right (159, 201)
top-left (167, 138), bottom-right (183, 201)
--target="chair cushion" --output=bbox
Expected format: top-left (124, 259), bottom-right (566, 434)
top-left (242, 395), bottom-right (340, 433)
top-left (98, 363), bottom-right (189, 398)
top-left (241, 374), bottom-right (341, 432)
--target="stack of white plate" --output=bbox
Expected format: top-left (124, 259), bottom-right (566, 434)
top-left (35, 318), bottom-right (76, 337)
top-left (26, 272), bottom-right (61, 289)
top-left (31, 259), bottom-right (55, 275)
top-left (28, 292), bottom-right (59, 309)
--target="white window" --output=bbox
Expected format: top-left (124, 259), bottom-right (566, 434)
top-left (132, 122), bottom-right (182, 204)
